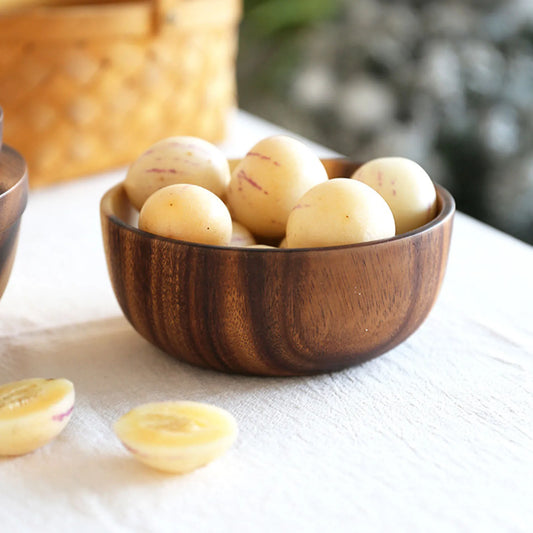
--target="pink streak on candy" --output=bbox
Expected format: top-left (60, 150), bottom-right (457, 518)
top-left (246, 151), bottom-right (281, 166)
top-left (52, 405), bottom-right (74, 422)
top-left (172, 157), bottom-right (200, 166)
top-left (237, 169), bottom-right (268, 194)
top-left (145, 168), bottom-right (183, 174)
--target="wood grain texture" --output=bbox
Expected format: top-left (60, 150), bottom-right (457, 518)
top-left (100, 158), bottom-right (455, 376)
top-left (0, 145), bottom-right (28, 300)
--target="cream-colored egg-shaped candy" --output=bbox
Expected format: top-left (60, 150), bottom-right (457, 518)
top-left (139, 184), bottom-right (232, 246)
top-left (230, 221), bottom-right (256, 247)
top-left (286, 178), bottom-right (395, 248)
top-left (125, 136), bottom-right (230, 210)
top-left (350, 157), bottom-right (437, 235)
top-left (226, 135), bottom-right (328, 239)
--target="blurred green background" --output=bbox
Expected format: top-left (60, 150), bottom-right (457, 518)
top-left (237, 0), bottom-right (533, 245)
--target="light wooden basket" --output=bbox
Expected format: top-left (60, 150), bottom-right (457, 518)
top-left (0, 0), bottom-right (242, 187)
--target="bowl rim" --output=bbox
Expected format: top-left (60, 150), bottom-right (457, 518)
top-left (101, 158), bottom-right (456, 253)
top-left (0, 144), bottom-right (29, 228)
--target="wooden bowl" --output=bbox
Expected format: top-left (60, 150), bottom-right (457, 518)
top-left (100, 158), bottom-right (455, 376)
top-left (0, 144), bottom-right (28, 301)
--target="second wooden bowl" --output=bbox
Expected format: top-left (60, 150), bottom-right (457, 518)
top-left (0, 144), bottom-right (28, 301)
top-left (100, 158), bottom-right (455, 376)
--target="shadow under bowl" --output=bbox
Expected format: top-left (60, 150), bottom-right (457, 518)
top-left (100, 158), bottom-right (455, 376)
top-left (0, 144), bottom-right (28, 301)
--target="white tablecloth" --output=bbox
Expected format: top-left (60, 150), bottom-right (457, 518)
top-left (1, 111), bottom-right (532, 533)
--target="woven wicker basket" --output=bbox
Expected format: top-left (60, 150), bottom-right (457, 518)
top-left (0, 0), bottom-right (242, 187)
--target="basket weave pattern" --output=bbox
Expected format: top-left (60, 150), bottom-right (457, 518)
top-left (0, 0), bottom-right (241, 187)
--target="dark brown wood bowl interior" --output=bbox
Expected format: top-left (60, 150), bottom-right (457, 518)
top-left (101, 158), bottom-right (455, 376)
top-left (0, 145), bottom-right (28, 301)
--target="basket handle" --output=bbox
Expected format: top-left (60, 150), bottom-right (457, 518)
top-left (0, 0), bottom-right (241, 41)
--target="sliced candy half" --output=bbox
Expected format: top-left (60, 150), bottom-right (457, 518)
top-left (0, 377), bottom-right (75, 456)
top-left (114, 401), bottom-right (238, 474)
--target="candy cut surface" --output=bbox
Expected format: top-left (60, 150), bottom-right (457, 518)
top-left (0, 378), bottom-right (75, 456)
top-left (114, 401), bottom-right (238, 474)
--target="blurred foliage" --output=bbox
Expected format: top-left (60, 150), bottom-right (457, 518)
top-left (238, 0), bottom-right (342, 97)
top-left (243, 0), bottom-right (340, 37)
top-left (237, 0), bottom-right (533, 244)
